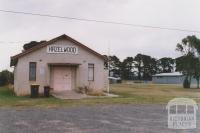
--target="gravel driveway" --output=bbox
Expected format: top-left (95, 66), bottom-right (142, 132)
top-left (0, 104), bottom-right (199, 133)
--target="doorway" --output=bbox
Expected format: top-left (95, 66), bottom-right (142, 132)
top-left (52, 67), bottom-right (72, 91)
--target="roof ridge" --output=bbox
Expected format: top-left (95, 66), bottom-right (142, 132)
top-left (10, 34), bottom-right (106, 66)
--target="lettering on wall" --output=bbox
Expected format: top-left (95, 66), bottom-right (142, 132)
top-left (47, 45), bottom-right (78, 54)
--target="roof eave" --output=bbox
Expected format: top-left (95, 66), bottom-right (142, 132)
top-left (10, 34), bottom-right (106, 63)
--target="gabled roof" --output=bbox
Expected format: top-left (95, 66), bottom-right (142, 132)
top-left (10, 34), bottom-right (106, 66)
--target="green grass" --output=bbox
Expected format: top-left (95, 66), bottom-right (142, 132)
top-left (0, 83), bottom-right (200, 108)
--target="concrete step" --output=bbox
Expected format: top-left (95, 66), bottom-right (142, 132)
top-left (51, 90), bottom-right (86, 100)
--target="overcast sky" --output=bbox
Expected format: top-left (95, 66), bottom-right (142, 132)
top-left (0, 0), bottom-right (200, 71)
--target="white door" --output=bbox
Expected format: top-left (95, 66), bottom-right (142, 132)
top-left (53, 67), bottom-right (72, 91)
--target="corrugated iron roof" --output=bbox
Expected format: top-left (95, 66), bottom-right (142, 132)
top-left (153, 72), bottom-right (183, 77)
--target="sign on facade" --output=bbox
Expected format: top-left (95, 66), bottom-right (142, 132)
top-left (47, 45), bottom-right (78, 54)
top-left (166, 98), bottom-right (198, 129)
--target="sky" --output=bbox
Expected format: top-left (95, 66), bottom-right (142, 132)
top-left (0, 0), bottom-right (200, 71)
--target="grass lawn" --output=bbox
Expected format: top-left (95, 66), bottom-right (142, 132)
top-left (0, 83), bottom-right (200, 108)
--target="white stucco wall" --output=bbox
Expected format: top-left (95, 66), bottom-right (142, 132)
top-left (14, 39), bottom-right (108, 96)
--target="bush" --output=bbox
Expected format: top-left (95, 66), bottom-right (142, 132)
top-left (76, 86), bottom-right (106, 96)
top-left (183, 78), bottom-right (190, 88)
top-left (76, 86), bottom-right (92, 94)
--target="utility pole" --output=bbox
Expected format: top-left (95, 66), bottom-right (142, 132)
top-left (107, 42), bottom-right (110, 94)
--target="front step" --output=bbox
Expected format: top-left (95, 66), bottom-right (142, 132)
top-left (51, 90), bottom-right (86, 100)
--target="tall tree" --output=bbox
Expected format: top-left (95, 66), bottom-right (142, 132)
top-left (176, 35), bottom-right (200, 88)
top-left (192, 57), bottom-right (200, 88)
top-left (134, 54), bottom-right (158, 80)
top-left (177, 55), bottom-right (200, 88)
top-left (121, 57), bottom-right (134, 80)
top-left (158, 57), bottom-right (174, 73)
top-left (134, 54), bottom-right (143, 80)
top-left (149, 57), bottom-right (159, 77)
top-left (109, 55), bottom-right (121, 77)
top-left (176, 35), bottom-right (200, 56)
top-left (142, 55), bottom-right (158, 80)
top-left (176, 54), bottom-right (194, 83)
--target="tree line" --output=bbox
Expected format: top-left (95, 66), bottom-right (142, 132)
top-left (105, 54), bottom-right (175, 81)
top-left (105, 35), bottom-right (200, 88)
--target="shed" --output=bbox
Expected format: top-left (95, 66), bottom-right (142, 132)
top-left (152, 72), bottom-right (197, 85)
top-left (152, 72), bottom-right (184, 84)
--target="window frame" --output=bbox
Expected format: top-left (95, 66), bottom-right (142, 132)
top-left (88, 63), bottom-right (94, 81)
top-left (29, 62), bottom-right (37, 81)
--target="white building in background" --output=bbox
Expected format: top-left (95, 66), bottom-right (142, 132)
top-left (152, 72), bottom-right (197, 85)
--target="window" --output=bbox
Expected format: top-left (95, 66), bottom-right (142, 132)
top-left (29, 62), bottom-right (36, 81)
top-left (88, 64), bottom-right (94, 81)
top-left (169, 105), bottom-right (176, 114)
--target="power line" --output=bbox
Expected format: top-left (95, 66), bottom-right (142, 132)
top-left (0, 40), bottom-right (44, 45)
top-left (0, 9), bottom-right (200, 33)
top-left (0, 41), bottom-right (26, 44)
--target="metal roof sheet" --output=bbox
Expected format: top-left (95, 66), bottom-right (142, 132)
top-left (153, 72), bottom-right (183, 77)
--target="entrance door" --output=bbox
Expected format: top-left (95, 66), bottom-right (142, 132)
top-left (53, 67), bottom-right (72, 91)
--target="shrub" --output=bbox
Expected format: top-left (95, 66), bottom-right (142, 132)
top-left (183, 78), bottom-right (190, 88)
top-left (76, 86), bottom-right (92, 94)
top-left (76, 86), bottom-right (105, 96)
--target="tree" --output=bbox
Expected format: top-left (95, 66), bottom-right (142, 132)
top-left (149, 57), bottom-right (158, 78)
top-left (176, 35), bottom-right (200, 56)
top-left (121, 57), bottom-right (134, 80)
top-left (134, 54), bottom-right (158, 80)
top-left (176, 35), bottom-right (200, 88)
top-left (0, 70), bottom-right (14, 86)
top-left (176, 54), bottom-right (194, 87)
top-left (158, 57), bottom-right (174, 73)
top-left (134, 54), bottom-right (143, 80)
top-left (103, 55), bottom-right (109, 69)
top-left (142, 55), bottom-right (158, 80)
top-left (192, 57), bottom-right (200, 88)
top-left (23, 40), bottom-right (46, 50)
top-left (142, 55), bottom-right (152, 80)
top-left (108, 55), bottom-right (121, 77)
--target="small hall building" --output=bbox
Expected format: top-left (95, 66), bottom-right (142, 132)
top-left (10, 34), bottom-right (108, 96)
